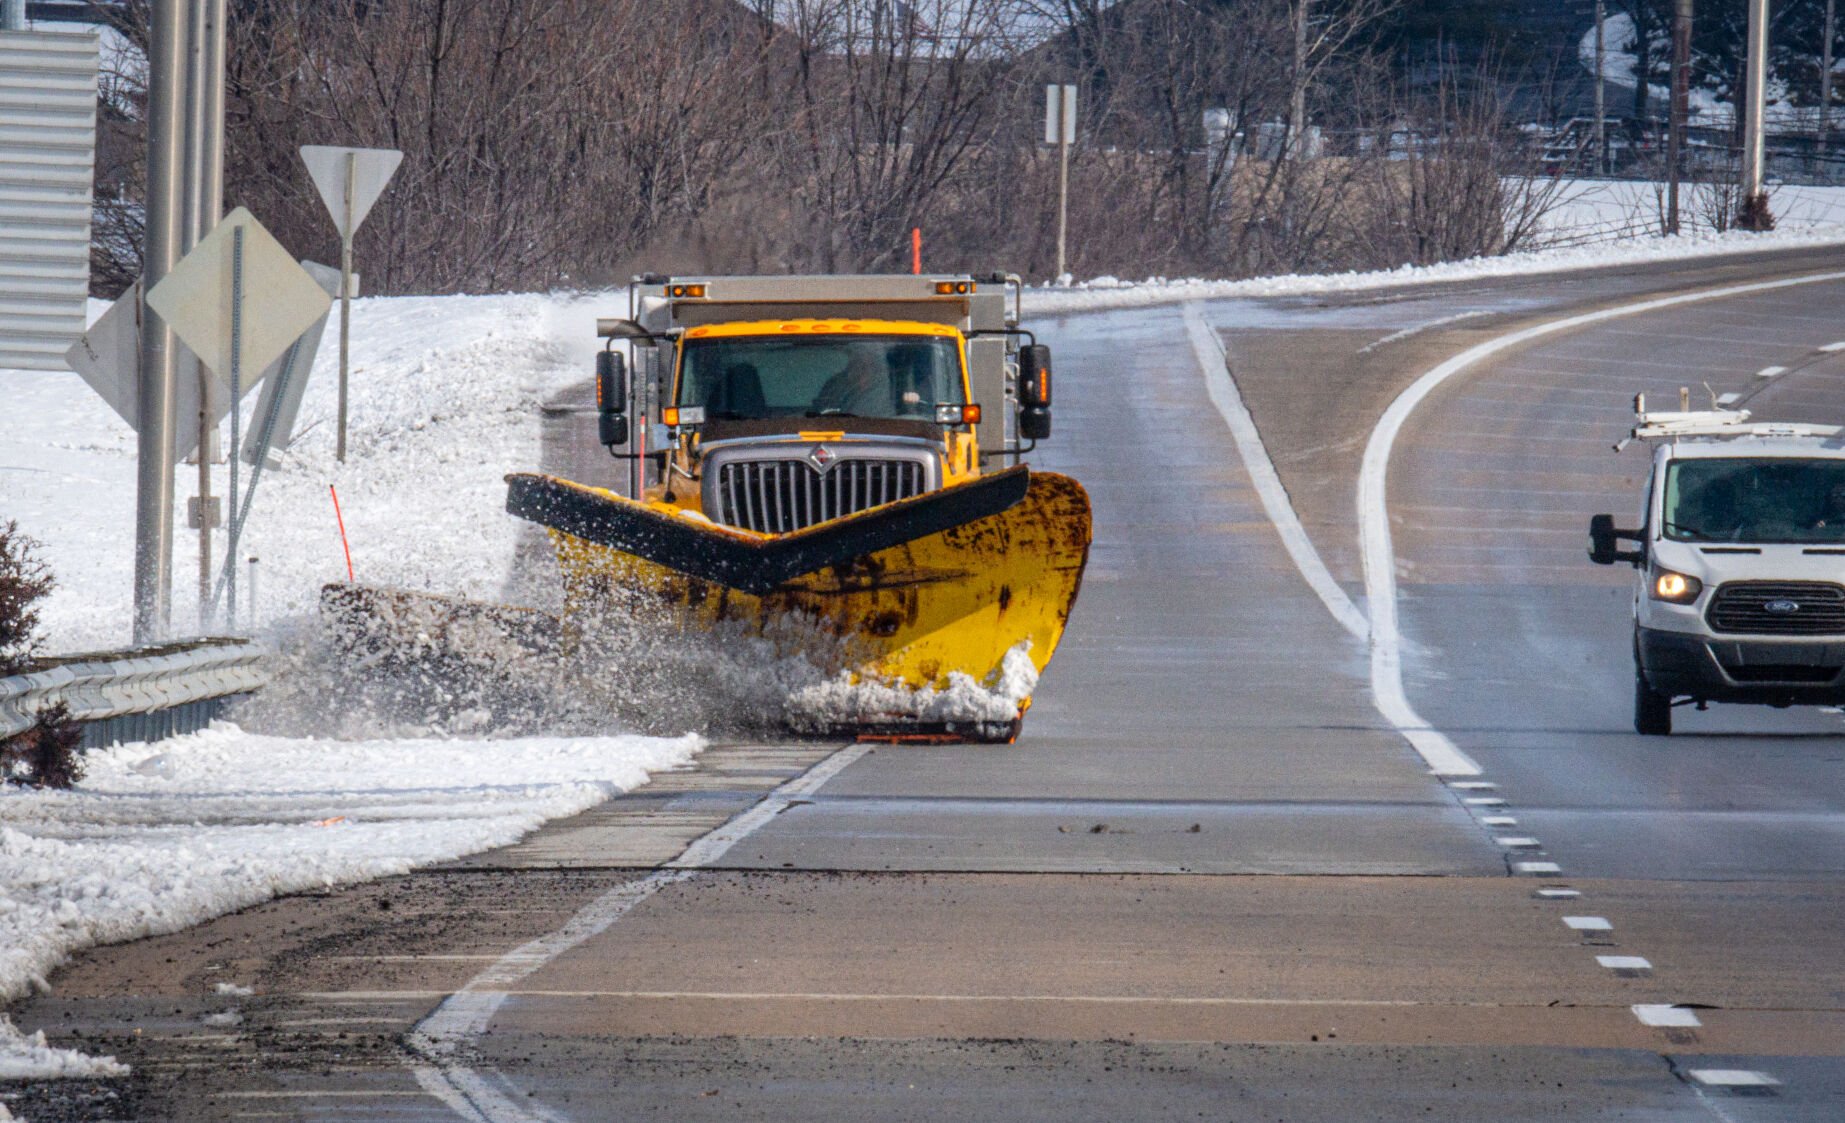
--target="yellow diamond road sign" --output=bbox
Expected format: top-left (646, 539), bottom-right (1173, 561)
top-left (146, 207), bottom-right (332, 381)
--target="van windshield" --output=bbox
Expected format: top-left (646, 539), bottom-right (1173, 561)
top-left (1662, 457), bottom-right (1845, 544)
top-left (677, 335), bottom-right (965, 422)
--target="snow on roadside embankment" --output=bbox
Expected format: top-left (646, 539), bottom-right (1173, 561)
top-left (2, 292), bottom-right (604, 652)
top-left (1024, 202), bottom-right (1845, 317)
top-left (0, 726), bottom-right (699, 1080)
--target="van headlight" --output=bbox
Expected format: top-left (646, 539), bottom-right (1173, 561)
top-left (1650, 569), bottom-right (1703, 604)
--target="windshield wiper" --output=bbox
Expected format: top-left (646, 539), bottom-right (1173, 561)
top-left (805, 409), bottom-right (861, 418)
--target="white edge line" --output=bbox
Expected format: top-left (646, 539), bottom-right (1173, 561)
top-left (1184, 302), bottom-right (1370, 642)
top-left (1357, 268), bottom-right (1845, 778)
top-left (405, 742), bottom-right (872, 1122)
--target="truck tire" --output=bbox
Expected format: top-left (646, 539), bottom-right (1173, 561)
top-left (1634, 670), bottom-right (1672, 735)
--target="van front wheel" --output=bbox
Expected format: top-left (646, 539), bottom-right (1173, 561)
top-left (1634, 671), bottom-right (1672, 735)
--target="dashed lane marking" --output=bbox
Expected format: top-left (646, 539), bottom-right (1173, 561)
top-left (1689, 1070), bottom-right (1781, 1087)
top-left (1597, 956), bottom-right (1653, 971)
top-left (1564, 916), bottom-right (1613, 931)
top-left (1634, 1005), bottom-right (1703, 1028)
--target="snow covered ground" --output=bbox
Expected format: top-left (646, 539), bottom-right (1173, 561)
top-left (0, 726), bottom-right (699, 1081)
top-left (1025, 194), bottom-right (1845, 316)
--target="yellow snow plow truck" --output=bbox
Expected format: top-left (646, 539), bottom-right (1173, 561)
top-left (507, 273), bottom-right (1091, 742)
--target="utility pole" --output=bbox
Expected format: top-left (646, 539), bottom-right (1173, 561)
top-left (1291, 0), bottom-right (1309, 156)
top-left (1821, 0), bottom-right (1836, 161)
top-left (134, 0), bottom-right (186, 644)
top-left (1666, 0), bottom-right (1692, 235)
top-left (1595, 0), bottom-right (1607, 175)
top-left (1739, 0), bottom-right (1774, 228)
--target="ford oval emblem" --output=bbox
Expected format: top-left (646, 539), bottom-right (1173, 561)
top-left (1764, 599), bottom-right (1801, 614)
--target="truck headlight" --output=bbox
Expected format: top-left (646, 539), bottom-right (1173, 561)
top-left (1651, 569), bottom-right (1703, 604)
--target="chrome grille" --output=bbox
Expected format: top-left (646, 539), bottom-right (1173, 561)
top-left (713, 458), bottom-right (926, 533)
top-left (1706, 581), bottom-right (1845, 636)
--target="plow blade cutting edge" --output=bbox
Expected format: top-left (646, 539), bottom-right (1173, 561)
top-left (505, 467), bottom-right (1092, 738)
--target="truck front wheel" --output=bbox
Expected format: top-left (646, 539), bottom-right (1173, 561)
top-left (1634, 670), bottom-right (1672, 735)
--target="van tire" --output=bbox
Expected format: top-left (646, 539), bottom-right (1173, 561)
top-left (1634, 671), bottom-right (1672, 735)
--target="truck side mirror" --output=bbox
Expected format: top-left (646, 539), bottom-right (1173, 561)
top-left (1019, 345), bottom-right (1052, 408)
top-left (1588, 514), bottom-right (1645, 567)
top-left (1018, 344), bottom-right (1052, 441)
top-left (596, 350), bottom-right (629, 447)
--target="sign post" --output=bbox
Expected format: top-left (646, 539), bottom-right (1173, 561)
top-left (1045, 84), bottom-right (1076, 283)
top-left (299, 145), bottom-right (402, 461)
top-left (147, 207), bottom-right (332, 628)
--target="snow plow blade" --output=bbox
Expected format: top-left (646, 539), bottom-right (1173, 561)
top-left (505, 467), bottom-right (1092, 740)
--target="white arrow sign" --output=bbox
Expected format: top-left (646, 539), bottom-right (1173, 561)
top-left (300, 145), bottom-right (403, 240)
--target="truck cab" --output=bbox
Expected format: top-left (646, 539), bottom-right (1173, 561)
top-left (592, 274), bottom-right (1050, 533)
top-left (1590, 405), bottom-right (1845, 734)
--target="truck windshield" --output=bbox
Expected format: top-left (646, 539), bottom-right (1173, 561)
top-left (677, 335), bottom-right (965, 422)
top-left (1662, 457), bottom-right (1845, 544)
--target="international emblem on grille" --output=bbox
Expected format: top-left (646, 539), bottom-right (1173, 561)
top-left (1765, 599), bottom-right (1801, 614)
top-left (808, 445), bottom-right (834, 470)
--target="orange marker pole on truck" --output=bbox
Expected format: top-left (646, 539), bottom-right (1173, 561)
top-left (911, 227), bottom-right (922, 274)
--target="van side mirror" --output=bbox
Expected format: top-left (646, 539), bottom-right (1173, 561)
top-left (1588, 513), bottom-right (1645, 566)
top-left (596, 350), bottom-right (629, 447)
top-left (1018, 344), bottom-right (1052, 440)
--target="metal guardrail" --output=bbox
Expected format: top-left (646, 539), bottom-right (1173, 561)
top-left (0, 637), bottom-right (268, 746)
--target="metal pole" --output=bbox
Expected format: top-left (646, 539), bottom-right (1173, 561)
top-left (135, 0), bottom-right (187, 644)
top-left (1055, 121), bottom-right (1069, 282)
top-left (1821, 0), bottom-right (1836, 162)
top-left (183, 0), bottom-right (211, 630)
top-left (1740, 0), bottom-right (1772, 228)
top-left (336, 152), bottom-right (354, 462)
top-left (0, 0), bottom-right (24, 31)
top-left (1595, 0), bottom-right (1607, 175)
top-left (226, 225), bottom-right (242, 629)
top-left (1666, 0), bottom-right (1691, 236)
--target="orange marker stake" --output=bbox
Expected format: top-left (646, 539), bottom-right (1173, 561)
top-left (911, 227), bottom-right (922, 274)
top-left (329, 484), bottom-right (354, 582)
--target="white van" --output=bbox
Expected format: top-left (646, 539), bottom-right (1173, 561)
top-left (1589, 404), bottom-right (1845, 735)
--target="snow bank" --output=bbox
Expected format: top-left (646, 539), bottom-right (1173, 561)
top-left (1023, 214), bottom-right (1845, 317)
top-left (0, 724), bottom-right (699, 1075)
top-left (1, 293), bottom-right (602, 653)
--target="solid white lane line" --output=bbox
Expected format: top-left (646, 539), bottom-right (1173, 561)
top-left (1597, 956), bottom-right (1652, 971)
top-left (1183, 302), bottom-right (1370, 641)
top-left (1357, 269), bottom-right (1845, 778)
top-left (1564, 916), bottom-right (1613, 931)
top-left (1634, 1004), bottom-right (1702, 1028)
top-left (405, 742), bottom-right (872, 1123)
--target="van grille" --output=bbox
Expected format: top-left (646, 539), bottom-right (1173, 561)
top-left (712, 458), bottom-right (926, 533)
top-left (1706, 581), bottom-right (1845, 636)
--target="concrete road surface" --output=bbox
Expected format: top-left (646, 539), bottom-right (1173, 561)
top-left (8, 245), bottom-right (1844, 1121)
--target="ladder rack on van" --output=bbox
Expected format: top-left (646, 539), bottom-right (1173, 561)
top-left (1615, 392), bottom-right (1842, 450)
